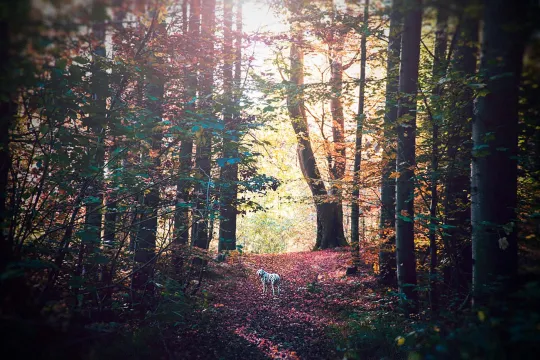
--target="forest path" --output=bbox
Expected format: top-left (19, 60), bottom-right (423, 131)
top-left (174, 249), bottom-right (379, 359)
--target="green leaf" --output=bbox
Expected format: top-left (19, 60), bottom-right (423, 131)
top-left (83, 196), bottom-right (102, 205)
top-left (477, 88), bottom-right (490, 97)
top-left (73, 56), bottom-right (89, 64)
top-left (397, 214), bottom-right (413, 223)
top-left (55, 58), bottom-right (68, 69)
top-left (77, 229), bottom-right (99, 243)
top-left (472, 144), bottom-right (489, 151)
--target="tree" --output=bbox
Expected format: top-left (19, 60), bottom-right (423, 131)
top-left (395, 0), bottom-right (422, 312)
top-left (174, 0), bottom-right (200, 246)
top-left (132, 17), bottom-right (166, 291)
top-left (378, 0), bottom-right (402, 286)
top-left (350, 0), bottom-right (369, 272)
top-left (218, 0), bottom-right (241, 252)
top-left (442, 0), bottom-right (479, 294)
top-left (285, 0), bottom-right (347, 249)
top-left (77, 0), bottom-right (109, 279)
top-left (0, 0), bottom-right (30, 310)
top-left (103, 0), bottom-right (128, 248)
top-left (471, 0), bottom-right (529, 303)
top-left (191, 0), bottom-right (216, 250)
top-left (427, 2), bottom-right (448, 312)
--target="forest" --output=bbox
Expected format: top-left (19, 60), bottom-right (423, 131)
top-left (1, 0), bottom-right (540, 359)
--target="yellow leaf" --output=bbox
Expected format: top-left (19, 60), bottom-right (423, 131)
top-left (396, 336), bottom-right (405, 346)
top-left (389, 171), bottom-right (400, 179)
top-left (478, 311), bottom-right (486, 322)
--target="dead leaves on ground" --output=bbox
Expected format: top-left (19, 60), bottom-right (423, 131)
top-left (182, 249), bottom-right (382, 359)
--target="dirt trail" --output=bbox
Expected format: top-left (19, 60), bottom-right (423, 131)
top-left (174, 249), bottom-right (378, 359)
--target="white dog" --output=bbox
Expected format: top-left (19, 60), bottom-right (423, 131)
top-left (256, 269), bottom-right (281, 296)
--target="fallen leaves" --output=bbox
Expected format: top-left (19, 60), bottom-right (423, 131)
top-left (177, 249), bottom-right (381, 359)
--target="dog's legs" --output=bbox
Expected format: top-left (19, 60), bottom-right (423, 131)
top-left (271, 282), bottom-right (275, 296)
top-left (261, 279), bottom-right (266, 294)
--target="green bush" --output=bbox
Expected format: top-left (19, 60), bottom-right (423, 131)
top-left (331, 309), bottom-right (407, 360)
top-left (403, 281), bottom-right (540, 360)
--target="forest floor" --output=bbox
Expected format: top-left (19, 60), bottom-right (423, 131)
top-left (172, 249), bottom-right (384, 360)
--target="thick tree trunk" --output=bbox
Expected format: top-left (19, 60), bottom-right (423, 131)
top-left (191, 0), bottom-right (216, 251)
top-left (324, 9), bottom-right (347, 250)
top-left (132, 19), bottom-right (166, 289)
top-left (174, 0), bottom-right (200, 246)
top-left (443, 2), bottom-right (479, 294)
top-left (428, 5), bottom-right (448, 313)
top-left (287, 9), bottom-right (346, 249)
top-left (133, 74), bottom-right (164, 289)
top-left (328, 55), bottom-right (346, 248)
top-left (378, 0), bottom-right (402, 286)
top-left (351, 0), bottom-right (369, 271)
top-left (218, 0), bottom-right (240, 252)
top-left (471, 0), bottom-right (527, 303)
top-left (395, 0), bottom-right (422, 312)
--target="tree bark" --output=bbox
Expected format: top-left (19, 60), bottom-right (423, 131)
top-left (471, 0), bottom-right (528, 303)
top-left (174, 0), bottom-right (200, 246)
top-left (378, 0), bottom-right (402, 286)
top-left (191, 0), bottom-right (216, 251)
top-left (443, 1), bottom-right (479, 294)
top-left (286, 3), bottom-right (346, 249)
top-left (103, 0), bottom-right (127, 248)
top-left (287, 29), bottom-right (347, 249)
top-left (428, 4), bottom-right (448, 313)
top-left (322, 1), bottom-right (347, 251)
top-left (132, 21), bottom-right (166, 290)
top-left (218, 0), bottom-right (241, 252)
top-left (351, 0), bottom-right (369, 270)
top-left (78, 0), bottom-right (108, 277)
top-left (395, 0), bottom-right (422, 312)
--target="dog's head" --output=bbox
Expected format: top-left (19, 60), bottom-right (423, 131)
top-left (256, 269), bottom-right (265, 277)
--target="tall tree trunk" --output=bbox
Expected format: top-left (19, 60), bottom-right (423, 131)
top-left (191, 0), bottom-right (216, 251)
top-left (428, 4), bottom-right (448, 313)
top-left (325, 2), bottom-right (347, 251)
top-left (132, 22), bottom-right (166, 291)
top-left (0, 0), bottom-right (23, 292)
top-left (218, 0), bottom-right (240, 252)
top-left (102, 0), bottom-right (128, 302)
top-left (395, 0), bottom-right (422, 312)
top-left (350, 0), bottom-right (369, 271)
top-left (378, 0), bottom-right (402, 286)
top-left (104, 0), bottom-right (127, 248)
top-left (79, 0), bottom-right (108, 277)
top-left (471, 0), bottom-right (528, 303)
top-left (443, 1), bottom-right (479, 295)
top-left (174, 0), bottom-right (200, 246)
top-left (286, 18), bottom-right (347, 249)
